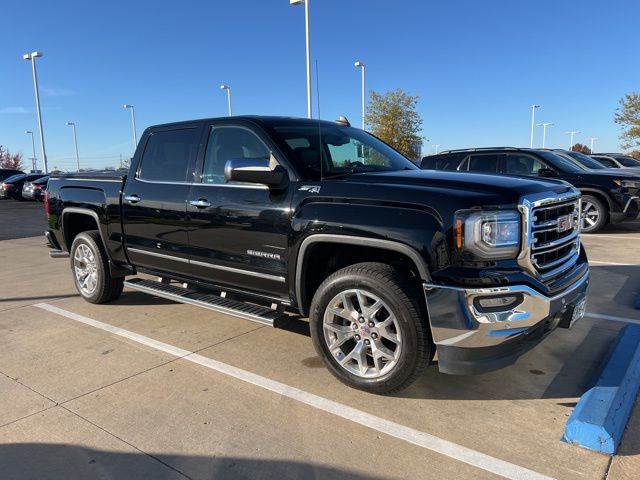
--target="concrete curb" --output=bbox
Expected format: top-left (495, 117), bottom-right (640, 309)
top-left (562, 324), bottom-right (640, 454)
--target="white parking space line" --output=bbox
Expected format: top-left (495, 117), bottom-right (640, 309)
top-left (585, 312), bottom-right (640, 325)
top-left (588, 260), bottom-right (638, 266)
top-left (34, 302), bottom-right (554, 480)
top-left (582, 234), bottom-right (640, 241)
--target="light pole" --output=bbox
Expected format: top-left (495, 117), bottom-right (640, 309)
top-left (565, 131), bottom-right (580, 150)
top-left (66, 122), bottom-right (80, 171)
top-left (537, 122), bottom-right (553, 148)
top-left (123, 104), bottom-right (138, 152)
top-left (530, 104), bottom-right (540, 148)
top-left (23, 51), bottom-right (48, 174)
top-left (354, 61), bottom-right (366, 129)
top-left (25, 130), bottom-right (37, 171)
top-left (434, 144), bottom-right (441, 154)
top-left (590, 137), bottom-right (598, 154)
top-left (290, 0), bottom-right (312, 118)
top-left (220, 85), bottom-right (232, 116)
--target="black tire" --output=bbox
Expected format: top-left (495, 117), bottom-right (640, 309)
top-left (309, 262), bottom-right (433, 394)
top-left (581, 195), bottom-right (607, 233)
top-left (70, 231), bottom-right (124, 304)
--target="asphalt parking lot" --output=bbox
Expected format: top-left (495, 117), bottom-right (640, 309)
top-left (1, 199), bottom-right (639, 480)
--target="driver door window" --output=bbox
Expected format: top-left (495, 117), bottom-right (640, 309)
top-left (201, 126), bottom-right (270, 184)
top-left (504, 154), bottom-right (545, 176)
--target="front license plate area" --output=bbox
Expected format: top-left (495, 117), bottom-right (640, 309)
top-left (558, 296), bottom-right (587, 329)
top-left (569, 297), bottom-right (587, 328)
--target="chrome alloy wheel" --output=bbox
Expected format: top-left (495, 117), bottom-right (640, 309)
top-left (581, 199), bottom-right (600, 231)
top-left (73, 244), bottom-right (98, 295)
top-left (323, 289), bottom-right (402, 378)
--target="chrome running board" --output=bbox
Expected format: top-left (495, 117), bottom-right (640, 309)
top-left (123, 278), bottom-right (285, 327)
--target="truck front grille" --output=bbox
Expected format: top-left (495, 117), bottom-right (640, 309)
top-left (529, 198), bottom-right (581, 280)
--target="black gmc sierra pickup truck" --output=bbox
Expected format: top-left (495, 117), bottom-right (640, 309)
top-left (45, 116), bottom-right (589, 394)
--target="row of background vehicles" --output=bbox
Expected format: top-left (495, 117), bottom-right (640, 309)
top-left (0, 169), bottom-right (49, 201)
top-left (421, 148), bottom-right (640, 233)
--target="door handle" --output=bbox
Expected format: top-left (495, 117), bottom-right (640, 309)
top-left (124, 194), bottom-right (141, 204)
top-left (189, 198), bottom-right (211, 208)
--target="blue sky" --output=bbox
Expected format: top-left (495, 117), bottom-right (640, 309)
top-left (1, 0), bottom-right (638, 170)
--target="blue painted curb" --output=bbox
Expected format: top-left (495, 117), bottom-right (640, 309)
top-left (562, 324), bottom-right (640, 454)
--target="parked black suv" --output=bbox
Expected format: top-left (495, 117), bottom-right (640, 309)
top-left (421, 147), bottom-right (640, 233)
top-left (590, 153), bottom-right (640, 174)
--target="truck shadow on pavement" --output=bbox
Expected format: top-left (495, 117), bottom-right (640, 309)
top-left (104, 266), bottom-right (637, 403)
top-left (398, 321), bottom-right (622, 401)
top-left (0, 443), bottom-right (386, 480)
top-left (0, 293), bottom-right (78, 303)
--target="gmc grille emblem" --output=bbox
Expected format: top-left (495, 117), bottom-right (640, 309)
top-left (557, 214), bottom-right (575, 233)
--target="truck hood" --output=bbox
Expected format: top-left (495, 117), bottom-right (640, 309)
top-left (340, 169), bottom-right (573, 202)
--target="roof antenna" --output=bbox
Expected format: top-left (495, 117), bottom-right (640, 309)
top-left (316, 59), bottom-right (324, 181)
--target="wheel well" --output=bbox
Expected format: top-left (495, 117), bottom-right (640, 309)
top-left (580, 190), bottom-right (610, 222)
top-left (62, 213), bottom-right (99, 251)
top-left (299, 242), bottom-right (424, 315)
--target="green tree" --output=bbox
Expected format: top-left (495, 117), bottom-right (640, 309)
top-left (614, 92), bottom-right (640, 150)
top-left (0, 145), bottom-right (24, 170)
top-left (367, 88), bottom-right (423, 160)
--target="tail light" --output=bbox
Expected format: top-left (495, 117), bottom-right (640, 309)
top-left (2, 183), bottom-right (12, 189)
top-left (44, 192), bottom-right (51, 215)
top-left (35, 184), bottom-right (46, 189)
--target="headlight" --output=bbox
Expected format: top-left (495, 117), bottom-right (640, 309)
top-left (455, 210), bottom-right (521, 260)
top-left (620, 180), bottom-right (640, 189)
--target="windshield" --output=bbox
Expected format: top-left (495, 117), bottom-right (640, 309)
top-left (564, 151), bottom-right (606, 169)
top-left (615, 156), bottom-right (640, 167)
top-left (270, 124), bottom-right (418, 180)
top-left (536, 150), bottom-right (583, 173)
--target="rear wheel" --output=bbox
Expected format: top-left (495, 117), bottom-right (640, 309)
top-left (309, 262), bottom-right (433, 394)
top-left (70, 231), bottom-right (123, 304)
top-left (581, 195), bottom-right (607, 233)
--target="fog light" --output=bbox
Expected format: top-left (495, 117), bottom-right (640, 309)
top-left (478, 296), bottom-right (518, 308)
top-left (473, 294), bottom-right (524, 313)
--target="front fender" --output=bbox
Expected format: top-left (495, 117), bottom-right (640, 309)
top-left (289, 200), bottom-right (447, 312)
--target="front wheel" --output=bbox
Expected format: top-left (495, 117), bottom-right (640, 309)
top-left (70, 231), bottom-right (124, 304)
top-left (581, 195), bottom-right (607, 233)
top-left (309, 262), bottom-right (433, 394)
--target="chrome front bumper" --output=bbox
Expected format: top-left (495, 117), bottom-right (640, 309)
top-left (424, 270), bottom-right (589, 374)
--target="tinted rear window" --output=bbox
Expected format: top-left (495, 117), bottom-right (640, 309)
top-left (423, 154), bottom-right (465, 170)
top-left (615, 156), bottom-right (640, 167)
top-left (138, 128), bottom-right (200, 182)
top-left (592, 156), bottom-right (618, 168)
top-left (467, 154), bottom-right (500, 173)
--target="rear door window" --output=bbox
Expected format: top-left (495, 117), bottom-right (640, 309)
top-left (466, 154), bottom-right (501, 173)
top-left (431, 154), bottom-right (465, 170)
top-left (137, 128), bottom-right (200, 182)
top-left (504, 154), bottom-right (545, 176)
top-left (594, 156), bottom-right (617, 168)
